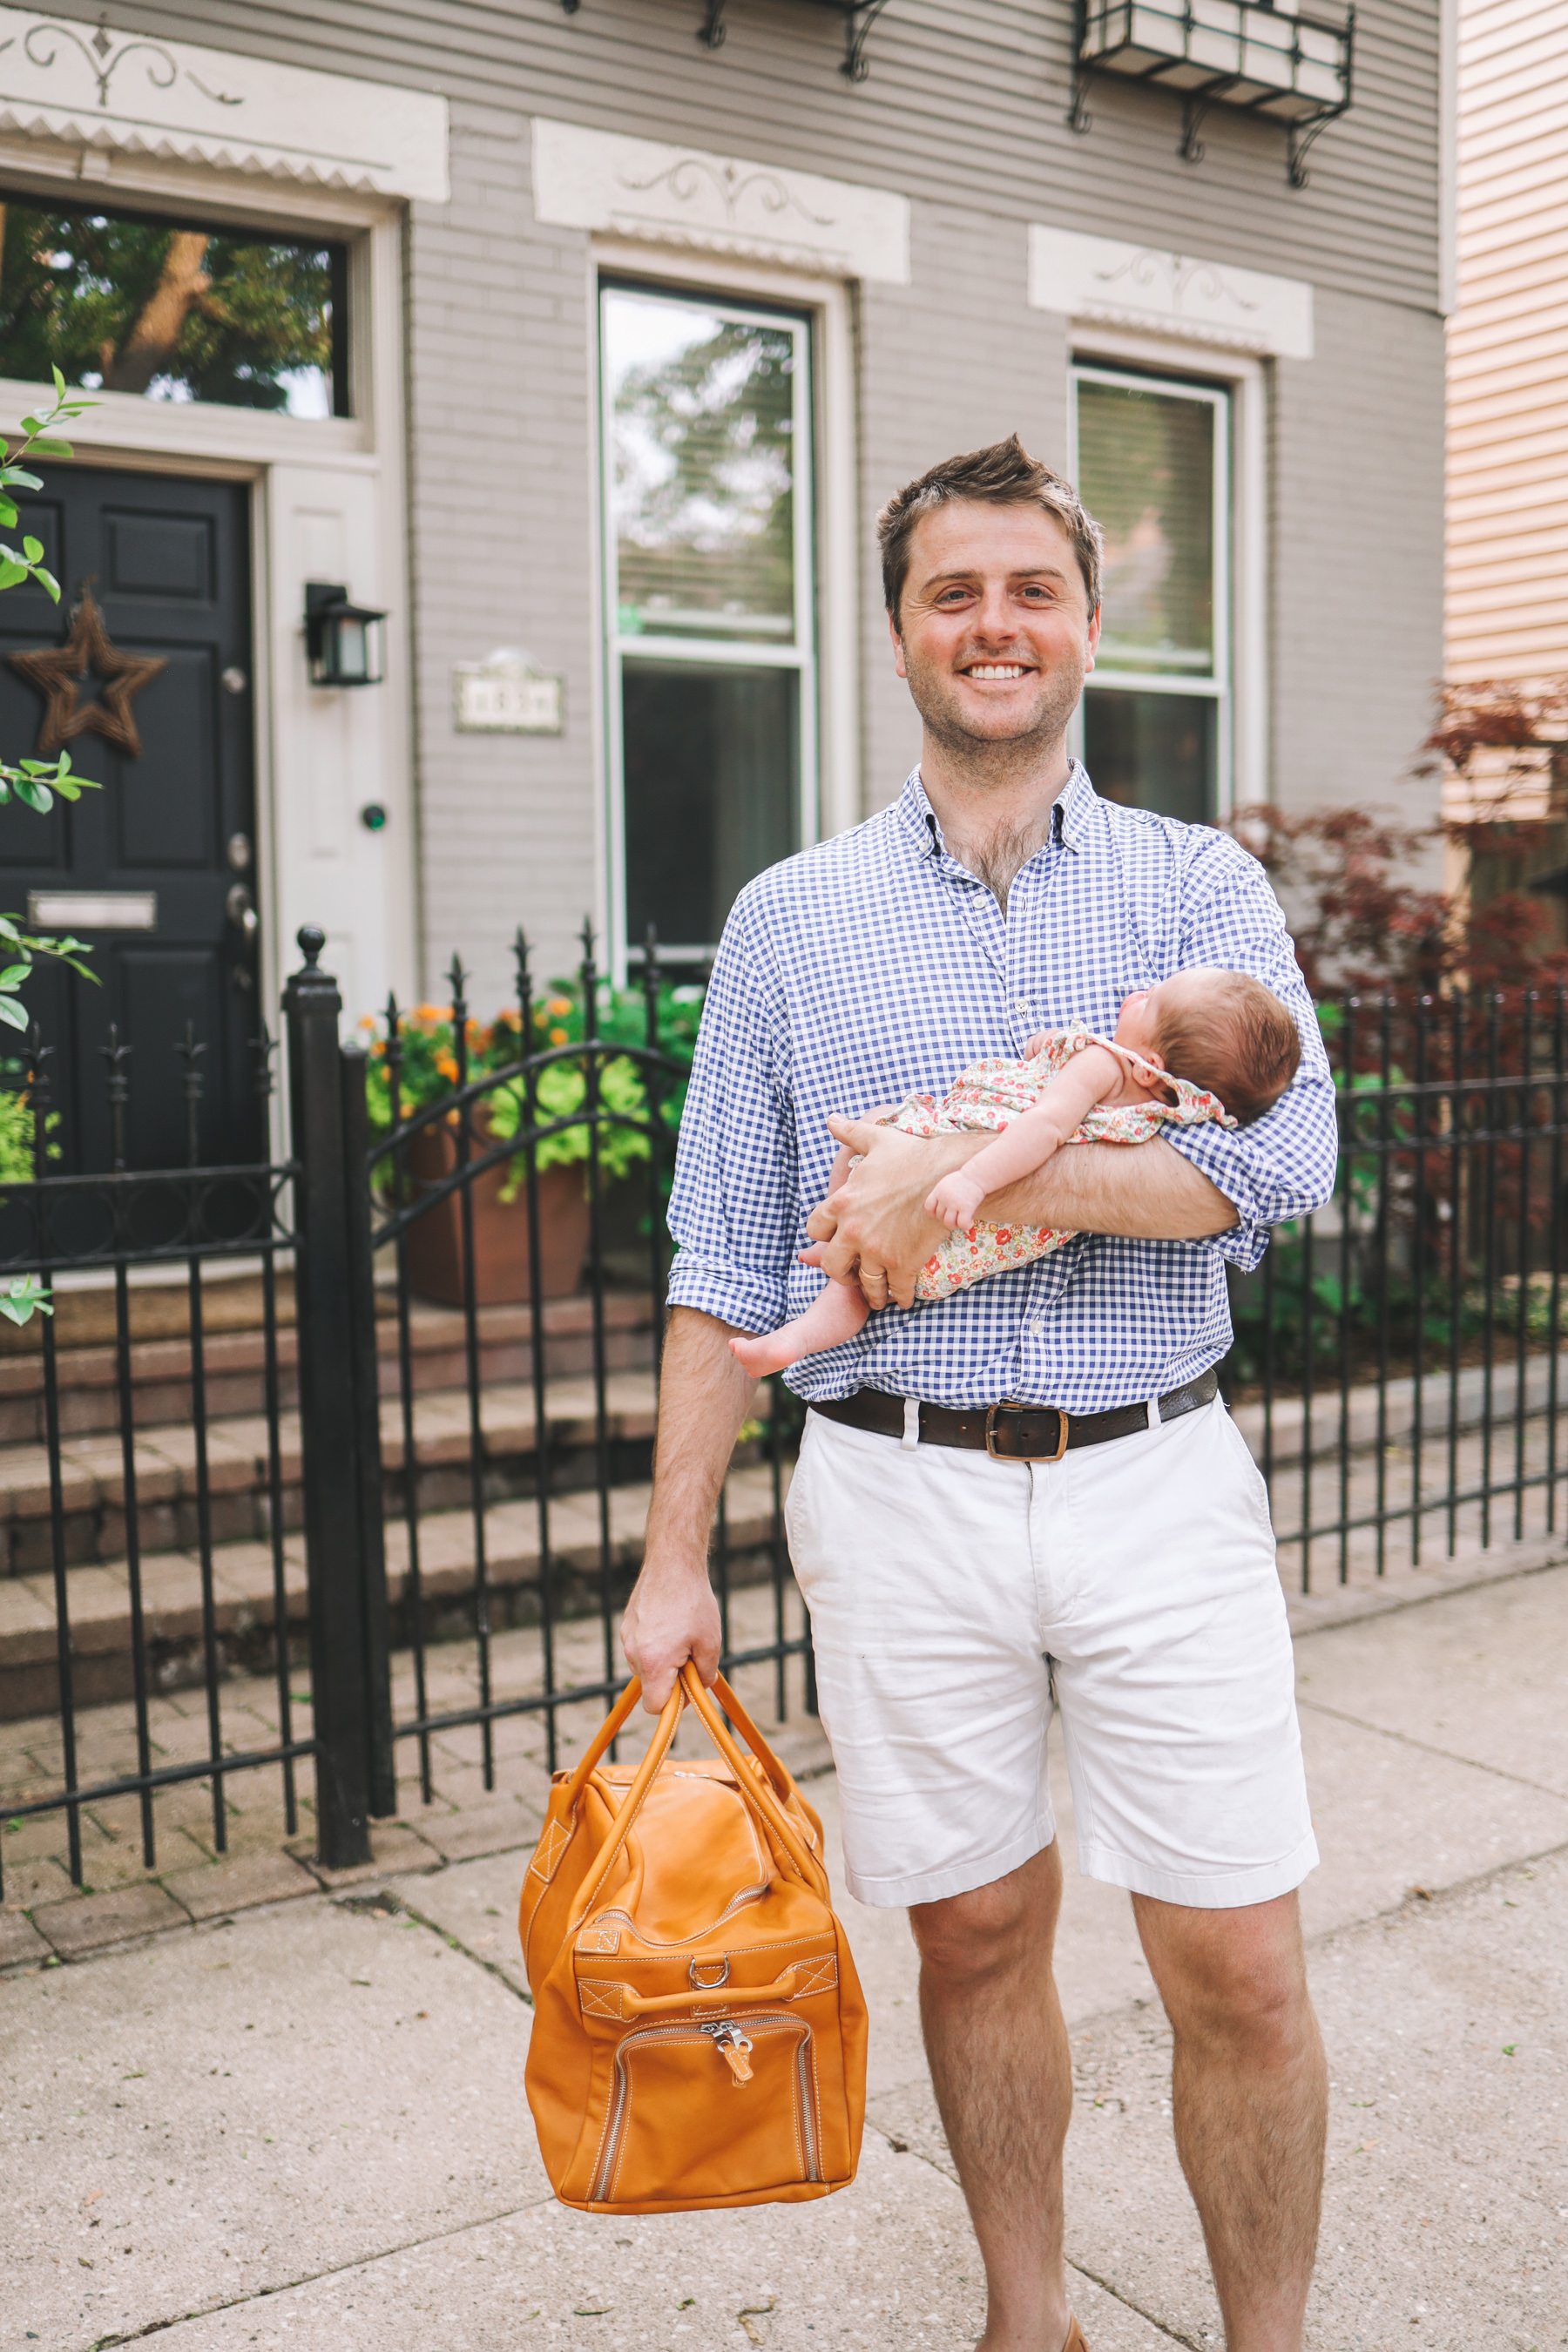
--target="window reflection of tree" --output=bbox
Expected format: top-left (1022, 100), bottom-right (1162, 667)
top-left (0, 199), bottom-right (341, 414)
top-left (612, 319), bottom-right (796, 628)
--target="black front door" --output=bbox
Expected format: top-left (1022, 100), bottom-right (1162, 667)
top-left (0, 468), bottom-right (258, 1173)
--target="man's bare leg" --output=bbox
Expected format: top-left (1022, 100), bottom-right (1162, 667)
top-left (909, 1844), bottom-right (1074, 2352)
top-left (1133, 1891), bottom-right (1326, 2352)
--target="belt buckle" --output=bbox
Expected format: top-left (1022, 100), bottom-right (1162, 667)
top-left (984, 1400), bottom-right (1070, 1463)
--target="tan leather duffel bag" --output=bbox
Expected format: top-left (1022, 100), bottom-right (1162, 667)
top-left (518, 1661), bottom-right (867, 2213)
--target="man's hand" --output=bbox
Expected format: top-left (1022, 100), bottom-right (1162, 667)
top-left (806, 1117), bottom-right (982, 1309)
top-left (621, 1558), bottom-right (721, 1712)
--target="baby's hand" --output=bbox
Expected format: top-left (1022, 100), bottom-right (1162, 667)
top-left (1023, 1031), bottom-right (1049, 1059)
top-left (925, 1172), bottom-right (988, 1230)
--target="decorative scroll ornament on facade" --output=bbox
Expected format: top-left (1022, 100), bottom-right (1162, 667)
top-left (0, 4), bottom-right (449, 200)
top-left (1028, 223), bottom-right (1313, 361)
top-left (531, 117), bottom-right (910, 284)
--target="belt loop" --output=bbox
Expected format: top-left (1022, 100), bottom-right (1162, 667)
top-left (1148, 1392), bottom-right (1163, 1428)
top-left (902, 1396), bottom-right (921, 1451)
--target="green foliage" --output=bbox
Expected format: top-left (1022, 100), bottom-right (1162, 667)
top-left (0, 370), bottom-right (102, 1324)
top-left (0, 205), bottom-right (337, 413)
top-left (0, 1274), bottom-right (51, 1327)
top-left (0, 909), bottom-right (92, 1035)
top-left (361, 978), bottom-right (703, 1197)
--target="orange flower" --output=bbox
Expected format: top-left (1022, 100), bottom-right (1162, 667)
top-left (547, 996), bottom-right (572, 1017)
top-left (358, 1013), bottom-right (375, 1031)
top-left (549, 1026), bottom-right (568, 1045)
top-left (436, 1053), bottom-right (459, 1082)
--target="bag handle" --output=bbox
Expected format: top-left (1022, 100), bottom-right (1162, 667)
top-left (562, 1665), bottom-right (829, 1939)
top-left (681, 1666), bottom-right (830, 1902)
top-left (564, 1676), bottom-right (686, 1939)
top-left (558, 1674), bottom-right (645, 1815)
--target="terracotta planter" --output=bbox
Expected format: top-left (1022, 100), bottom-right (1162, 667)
top-left (398, 1112), bottom-right (591, 1306)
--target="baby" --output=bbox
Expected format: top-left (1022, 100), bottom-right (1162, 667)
top-left (729, 967), bottom-right (1301, 1377)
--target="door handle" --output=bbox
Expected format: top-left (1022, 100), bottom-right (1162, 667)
top-left (226, 882), bottom-right (259, 945)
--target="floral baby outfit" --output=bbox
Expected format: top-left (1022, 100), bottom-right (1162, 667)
top-left (879, 1024), bottom-right (1234, 1303)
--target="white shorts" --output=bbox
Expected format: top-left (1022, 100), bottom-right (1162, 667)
top-left (784, 1395), bottom-right (1317, 1911)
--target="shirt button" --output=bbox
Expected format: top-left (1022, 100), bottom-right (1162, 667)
top-left (1028, 1316), bottom-right (1044, 1338)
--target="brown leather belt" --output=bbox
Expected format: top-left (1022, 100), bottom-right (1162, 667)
top-left (810, 1368), bottom-right (1220, 1463)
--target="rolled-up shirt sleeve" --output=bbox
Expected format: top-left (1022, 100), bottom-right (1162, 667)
top-left (1159, 835), bottom-right (1338, 1273)
top-left (665, 908), bottom-right (798, 1334)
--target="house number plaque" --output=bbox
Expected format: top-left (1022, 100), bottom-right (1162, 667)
top-left (454, 650), bottom-right (564, 734)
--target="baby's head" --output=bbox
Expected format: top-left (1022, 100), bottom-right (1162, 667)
top-left (1116, 968), bottom-right (1302, 1127)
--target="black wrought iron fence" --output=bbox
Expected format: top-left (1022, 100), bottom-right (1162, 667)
top-left (0, 1018), bottom-right (302, 1896)
top-left (1225, 987), bottom-right (1568, 1589)
top-left (2, 953), bottom-right (1565, 1899)
top-left (362, 921), bottom-right (811, 1807)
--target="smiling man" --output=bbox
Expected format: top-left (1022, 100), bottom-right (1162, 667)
top-left (621, 437), bottom-right (1338, 2352)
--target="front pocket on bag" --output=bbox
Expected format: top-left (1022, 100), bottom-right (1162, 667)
top-left (591, 2013), bottom-right (819, 2205)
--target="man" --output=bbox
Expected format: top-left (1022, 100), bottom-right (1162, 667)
top-left (622, 436), bottom-right (1336, 2352)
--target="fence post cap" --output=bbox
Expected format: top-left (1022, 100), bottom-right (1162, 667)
top-left (297, 924), bottom-right (327, 967)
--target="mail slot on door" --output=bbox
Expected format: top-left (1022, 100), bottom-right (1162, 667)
top-left (27, 891), bottom-right (159, 931)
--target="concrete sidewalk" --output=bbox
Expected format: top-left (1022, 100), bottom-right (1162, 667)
top-left (3, 1564), bottom-right (1565, 2352)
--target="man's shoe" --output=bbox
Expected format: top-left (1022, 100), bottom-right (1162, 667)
top-left (1063, 2322), bottom-right (1088, 2352)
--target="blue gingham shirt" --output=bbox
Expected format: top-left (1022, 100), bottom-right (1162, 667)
top-left (666, 765), bottom-right (1337, 1412)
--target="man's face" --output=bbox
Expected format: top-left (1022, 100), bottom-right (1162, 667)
top-left (889, 500), bottom-right (1100, 759)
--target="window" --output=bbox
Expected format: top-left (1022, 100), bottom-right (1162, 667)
top-left (0, 194), bottom-right (348, 417)
top-left (1072, 364), bottom-right (1230, 824)
top-left (600, 280), bottom-right (816, 963)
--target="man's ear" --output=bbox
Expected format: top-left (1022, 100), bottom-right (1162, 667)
top-left (1086, 602), bottom-right (1101, 671)
top-left (889, 609), bottom-right (908, 680)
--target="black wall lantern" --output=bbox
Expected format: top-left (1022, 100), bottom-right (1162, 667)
top-left (305, 581), bottom-right (387, 687)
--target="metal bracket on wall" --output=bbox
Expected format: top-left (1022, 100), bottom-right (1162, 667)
top-left (565, 0), bottom-right (889, 78)
top-left (1287, 110), bottom-right (1336, 188)
top-left (1179, 81), bottom-right (1235, 165)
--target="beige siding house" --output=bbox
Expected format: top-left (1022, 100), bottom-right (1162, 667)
top-left (1448, 0), bottom-right (1568, 846)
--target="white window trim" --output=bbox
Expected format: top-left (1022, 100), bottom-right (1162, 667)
top-left (1067, 327), bottom-right (1267, 821)
top-left (589, 239), bottom-right (858, 983)
top-left (0, 147), bottom-right (417, 1080)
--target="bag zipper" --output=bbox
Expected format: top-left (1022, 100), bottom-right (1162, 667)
top-left (588, 2013), bottom-right (819, 2204)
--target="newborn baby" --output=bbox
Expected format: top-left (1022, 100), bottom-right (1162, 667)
top-left (730, 967), bottom-right (1301, 1377)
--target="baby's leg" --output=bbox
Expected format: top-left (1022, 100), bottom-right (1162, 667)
top-left (729, 1279), bottom-right (870, 1376)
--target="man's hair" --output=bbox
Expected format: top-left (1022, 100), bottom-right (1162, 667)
top-left (1154, 972), bottom-right (1302, 1129)
top-left (876, 434), bottom-right (1103, 628)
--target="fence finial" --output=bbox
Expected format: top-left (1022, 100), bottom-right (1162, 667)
top-left (297, 924), bottom-right (326, 969)
top-left (513, 928), bottom-right (531, 1024)
top-left (251, 1024), bottom-right (278, 1105)
top-left (100, 1024), bottom-right (132, 1173)
top-left (177, 1020), bottom-right (206, 1169)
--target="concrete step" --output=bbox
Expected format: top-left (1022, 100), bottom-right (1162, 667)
top-left (0, 1461), bottom-right (787, 1719)
top-left (0, 1282), bottom-right (656, 1442)
top-left (0, 1366), bottom-right (701, 1573)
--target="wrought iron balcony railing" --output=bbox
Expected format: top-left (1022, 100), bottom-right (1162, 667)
top-left (1072, 0), bottom-right (1355, 183)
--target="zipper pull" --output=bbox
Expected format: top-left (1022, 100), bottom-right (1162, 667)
top-left (705, 2022), bottom-right (754, 2085)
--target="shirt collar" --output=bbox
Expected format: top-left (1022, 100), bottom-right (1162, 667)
top-left (893, 760), bottom-right (1097, 865)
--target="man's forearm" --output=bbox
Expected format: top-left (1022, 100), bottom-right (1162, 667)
top-left (984, 1134), bottom-right (1237, 1239)
top-left (621, 1307), bottom-right (756, 1708)
top-left (642, 1307), bottom-right (757, 1558)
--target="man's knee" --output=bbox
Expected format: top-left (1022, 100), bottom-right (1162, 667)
top-left (1137, 1892), bottom-right (1318, 2067)
top-left (910, 1842), bottom-right (1062, 1987)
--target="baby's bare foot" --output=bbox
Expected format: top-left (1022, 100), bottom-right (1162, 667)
top-left (730, 1331), bottom-right (797, 1377)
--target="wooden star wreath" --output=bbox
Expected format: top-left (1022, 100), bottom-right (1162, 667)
top-left (9, 585), bottom-right (167, 758)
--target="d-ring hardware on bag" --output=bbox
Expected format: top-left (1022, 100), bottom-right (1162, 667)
top-left (986, 1400), bottom-right (1070, 1463)
top-left (690, 1956), bottom-right (730, 1989)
